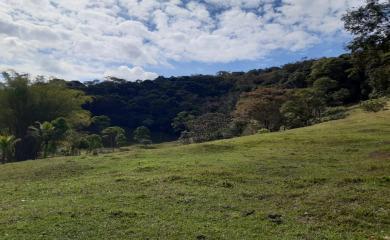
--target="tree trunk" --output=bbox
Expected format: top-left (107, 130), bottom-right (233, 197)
top-left (43, 141), bottom-right (49, 158)
top-left (1, 152), bottom-right (5, 164)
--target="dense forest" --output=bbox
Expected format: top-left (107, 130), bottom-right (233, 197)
top-left (0, 0), bottom-right (389, 162)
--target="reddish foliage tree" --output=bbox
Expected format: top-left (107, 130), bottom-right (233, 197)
top-left (234, 88), bottom-right (290, 131)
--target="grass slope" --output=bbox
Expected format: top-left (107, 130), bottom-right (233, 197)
top-left (0, 107), bottom-right (389, 240)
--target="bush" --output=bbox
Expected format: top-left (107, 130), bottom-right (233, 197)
top-left (360, 98), bottom-right (387, 112)
top-left (257, 128), bottom-right (270, 134)
top-left (219, 120), bottom-right (250, 139)
top-left (321, 106), bottom-right (348, 122)
top-left (86, 134), bottom-right (103, 154)
top-left (102, 126), bottom-right (126, 149)
top-left (133, 126), bottom-right (152, 145)
top-left (242, 120), bottom-right (263, 136)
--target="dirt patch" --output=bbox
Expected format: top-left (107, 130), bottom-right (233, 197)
top-left (109, 210), bottom-right (138, 218)
top-left (358, 128), bottom-right (383, 133)
top-left (134, 166), bottom-right (159, 172)
top-left (369, 151), bottom-right (390, 160)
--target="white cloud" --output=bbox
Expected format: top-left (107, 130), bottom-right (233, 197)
top-left (104, 66), bottom-right (158, 81)
top-left (0, 0), bottom-right (364, 80)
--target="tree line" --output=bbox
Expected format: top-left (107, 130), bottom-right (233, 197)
top-left (0, 0), bottom-right (388, 162)
top-left (0, 74), bottom-right (152, 162)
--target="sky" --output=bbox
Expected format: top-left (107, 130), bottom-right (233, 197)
top-left (0, 0), bottom-right (365, 81)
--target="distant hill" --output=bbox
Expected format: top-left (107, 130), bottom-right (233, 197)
top-left (70, 53), bottom-right (378, 141)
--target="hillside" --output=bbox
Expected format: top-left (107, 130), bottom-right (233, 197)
top-left (0, 106), bottom-right (389, 239)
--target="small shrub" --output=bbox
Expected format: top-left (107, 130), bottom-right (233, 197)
top-left (139, 144), bottom-right (155, 149)
top-left (321, 106), bottom-right (348, 122)
top-left (360, 98), bottom-right (387, 112)
top-left (257, 128), bottom-right (270, 134)
top-left (241, 120), bottom-right (263, 136)
top-left (179, 131), bottom-right (193, 144)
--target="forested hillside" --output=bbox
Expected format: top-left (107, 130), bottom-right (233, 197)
top-left (73, 53), bottom-right (373, 140)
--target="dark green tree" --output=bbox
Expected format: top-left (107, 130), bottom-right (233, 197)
top-left (116, 133), bottom-right (127, 147)
top-left (281, 89), bottom-right (326, 128)
top-left (342, 0), bottom-right (389, 52)
top-left (63, 130), bottom-right (86, 156)
top-left (51, 117), bottom-right (70, 140)
top-left (101, 126), bottom-right (126, 150)
top-left (133, 126), bottom-right (152, 145)
top-left (343, 0), bottom-right (390, 97)
top-left (86, 134), bottom-right (103, 154)
top-left (171, 111), bottom-right (195, 133)
top-left (91, 115), bottom-right (111, 133)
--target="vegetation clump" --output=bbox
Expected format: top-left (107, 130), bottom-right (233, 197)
top-left (321, 106), bottom-right (348, 122)
top-left (0, 133), bottom-right (18, 164)
top-left (257, 128), bottom-right (270, 134)
top-left (360, 98), bottom-right (387, 112)
top-left (133, 126), bottom-right (152, 146)
top-left (102, 126), bottom-right (127, 150)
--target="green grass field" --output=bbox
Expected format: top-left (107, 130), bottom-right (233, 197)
top-left (0, 106), bottom-right (389, 240)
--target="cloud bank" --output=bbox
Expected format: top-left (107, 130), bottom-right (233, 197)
top-left (0, 0), bottom-right (363, 80)
top-left (104, 66), bottom-right (158, 81)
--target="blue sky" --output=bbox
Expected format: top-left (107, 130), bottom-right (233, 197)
top-left (0, 0), bottom-right (362, 81)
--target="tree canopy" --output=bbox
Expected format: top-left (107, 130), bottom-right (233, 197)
top-left (0, 73), bottom-right (90, 138)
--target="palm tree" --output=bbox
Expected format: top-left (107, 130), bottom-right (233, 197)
top-left (0, 134), bottom-right (18, 164)
top-left (28, 121), bottom-right (55, 158)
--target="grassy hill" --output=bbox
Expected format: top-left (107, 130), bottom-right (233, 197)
top-left (0, 106), bottom-right (389, 240)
